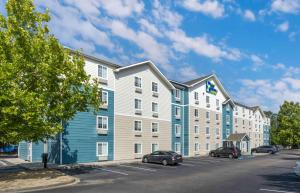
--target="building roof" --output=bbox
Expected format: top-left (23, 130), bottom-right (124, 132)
top-left (183, 74), bottom-right (213, 86)
top-left (233, 101), bottom-right (253, 110)
top-left (114, 60), bottom-right (175, 90)
top-left (169, 80), bottom-right (189, 89)
top-left (251, 106), bottom-right (266, 118)
top-left (226, 133), bottom-right (250, 142)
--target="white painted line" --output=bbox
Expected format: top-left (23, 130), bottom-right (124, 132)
top-left (0, 160), bottom-right (7, 166)
top-left (119, 164), bottom-right (156, 172)
top-left (259, 188), bottom-right (296, 193)
top-left (180, 163), bottom-right (195, 166)
top-left (100, 168), bottom-right (129, 176)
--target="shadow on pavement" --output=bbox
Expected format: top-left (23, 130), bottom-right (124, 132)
top-left (260, 172), bottom-right (300, 192)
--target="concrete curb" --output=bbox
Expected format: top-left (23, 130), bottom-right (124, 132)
top-left (0, 176), bottom-right (80, 193)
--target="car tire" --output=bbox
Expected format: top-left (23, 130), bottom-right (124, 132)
top-left (228, 154), bottom-right (233, 159)
top-left (211, 153), bottom-right (215, 157)
top-left (143, 157), bottom-right (148, 163)
top-left (162, 159), bottom-right (168, 166)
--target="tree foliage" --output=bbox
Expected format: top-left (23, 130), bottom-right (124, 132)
top-left (0, 0), bottom-right (101, 144)
top-left (275, 101), bottom-right (300, 148)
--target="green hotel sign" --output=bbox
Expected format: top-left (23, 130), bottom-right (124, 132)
top-left (206, 81), bottom-right (217, 95)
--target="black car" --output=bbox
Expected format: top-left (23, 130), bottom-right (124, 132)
top-left (209, 147), bottom-right (241, 159)
top-left (142, 151), bottom-right (183, 166)
top-left (251, 145), bottom-right (278, 154)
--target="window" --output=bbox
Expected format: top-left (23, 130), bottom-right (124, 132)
top-left (152, 82), bottom-right (158, 92)
top-left (102, 91), bottom-right (108, 105)
top-left (216, 99), bottom-right (219, 107)
top-left (206, 127), bottom-right (210, 135)
top-left (206, 143), bottom-right (210, 151)
top-left (98, 65), bottom-right (107, 79)
top-left (97, 116), bottom-right (108, 130)
top-left (134, 99), bottom-right (142, 110)
top-left (195, 143), bottom-right (199, 152)
top-left (151, 143), bottom-right (159, 153)
top-left (242, 107), bottom-right (245, 113)
top-left (226, 104), bottom-right (230, 111)
top-left (194, 92), bottom-right (199, 100)
top-left (235, 118), bottom-right (237, 124)
top-left (216, 114), bottom-right (219, 121)
top-left (152, 122), bottom-right (159, 133)
top-left (226, 129), bottom-right (230, 136)
top-left (96, 142), bottom-right (108, 156)
top-left (215, 128), bottom-right (220, 135)
top-left (235, 107), bottom-right (237, 111)
top-left (134, 77), bottom-right (142, 88)
top-left (152, 102), bottom-right (158, 112)
top-left (134, 120), bottom-right (142, 132)
top-left (226, 115), bottom-right (230, 123)
top-left (215, 143), bottom-right (219, 149)
top-left (206, 112), bottom-right (210, 119)
top-left (175, 89), bottom-right (181, 99)
top-left (206, 96), bottom-right (210, 103)
top-left (175, 106), bottom-right (181, 117)
top-left (194, 125), bottom-right (199, 134)
top-left (134, 143), bottom-right (142, 154)
top-left (194, 109), bottom-right (199, 117)
top-left (175, 124), bottom-right (181, 136)
top-left (175, 143), bottom-right (181, 153)
top-left (243, 120), bottom-right (245, 125)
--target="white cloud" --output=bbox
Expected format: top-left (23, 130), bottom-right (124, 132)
top-left (250, 54), bottom-right (264, 71)
top-left (138, 19), bottom-right (162, 37)
top-left (109, 20), bottom-right (173, 71)
top-left (152, 0), bottom-right (183, 28)
top-left (243, 10), bottom-right (256, 22)
top-left (273, 63), bottom-right (286, 69)
top-left (271, 0), bottom-right (300, 14)
top-left (166, 29), bottom-right (241, 61)
top-left (182, 0), bottom-right (225, 18)
top-left (277, 21), bottom-right (289, 32)
top-left (178, 66), bottom-right (200, 81)
top-left (98, 0), bottom-right (144, 18)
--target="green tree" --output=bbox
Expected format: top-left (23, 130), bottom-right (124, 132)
top-left (276, 101), bottom-right (300, 148)
top-left (0, 0), bottom-right (101, 144)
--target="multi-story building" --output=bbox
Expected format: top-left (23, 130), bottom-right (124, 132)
top-left (18, 53), bottom-right (270, 164)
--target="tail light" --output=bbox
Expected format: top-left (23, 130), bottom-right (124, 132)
top-left (172, 156), bottom-right (175, 161)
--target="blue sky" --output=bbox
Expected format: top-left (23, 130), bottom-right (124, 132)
top-left (2, 0), bottom-right (300, 112)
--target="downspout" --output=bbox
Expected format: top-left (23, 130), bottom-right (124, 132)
top-left (60, 120), bottom-right (63, 165)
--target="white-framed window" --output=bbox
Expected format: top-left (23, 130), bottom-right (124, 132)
top-left (226, 104), bottom-right (230, 111)
top-left (216, 99), bottom-right (219, 107)
top-left (134, 120), bottom-right (142, 132)
top-left (194, 109), bottom-right (199, 117)
top-left (235, 106), bottom-right (238, 111)
top-left (175, 89), bottom-right (181, 99)
top-left (175, 143), bottom-right (181, 154)
top-left (134, 76), bottom-right (142, 88)
top-left (134, 98), bottom-right (142, 110)
top-left (152, 122), bottom-right (159, 133)
top-left (235, 118), bottom-right (237, 124)
top-left (206, 143), bottom-right (210, 151)
top-left (215, 128), bottom-right (220, 135)
top-left (242, 107), bottom-right (245, 113)
top-left (206, 96), bottom-right (210, 103)
top-left (151, 143), bottom-right (159, 153)
top-left (175, 106), bottom-right (181, 117)
top-left (97, 116), bottom-right (108, 130)
top-left (226, 115), bottom-right (230, 123)
top-left (175, 124), bottom-right (181, 136)
top-left (98, 65), bottom-right (107, 79)
top-left (206, 111), bottom-right (210, 119)
top-left (194, 125), bottom-right (200, 134)
top-left (134, 143), bottom-right (142, 154)
top-left (96, 142), bottom-right (108, 156)
top-left (102, 91), bottom-right (108, 105)
top-left (226, 129), bottom-right (230, 136)
top-left (194, 143), bottom-right (199, 152)
top-left (216, 114), bottom-right (219, 121)
top-left (215, 143), bottom-right (219, 149)
top-left (194, 92), bottom-right (199, 100)
top-left (243, 120), bottom-right (245, 125)
top-left (206, 127), bottom-right (210, 135)
top-left (152, 102), bottom-right (158, 113)
top-left (152, 82), bottom-right (158, 92)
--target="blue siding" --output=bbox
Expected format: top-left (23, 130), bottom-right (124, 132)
top-left (31, 142), bottom-right (44, 162)
top-left (19, 142), bottom-right (28, 160)
top-left (62, 90), bottom-right (114, 164)
top-left (222, 103), bottom-right (233, 141)
top-left (263, 125), bottom-right (270, 145)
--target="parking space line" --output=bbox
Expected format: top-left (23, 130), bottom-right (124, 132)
top-left (141, 163), bottom-right (178, 169)
top-left (259, 188), bottom-right (296, 193)
top-left (100, 168), bottom-right (129, 176)
top-left (0, 160), bottom-right (7, 166)
top-left (180, 163), bottom-right (195, 167)
top-left (119, 164), bottom-right (157, 172)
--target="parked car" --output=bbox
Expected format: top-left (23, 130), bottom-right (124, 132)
top-left (209, 147), bottom-right (241, 159)
top-left (295, 161), bottom-right (300, 176)
top-left (251, 145), bottom-right (278, 154)
top-left (142, 151), bottom-right (183, 166)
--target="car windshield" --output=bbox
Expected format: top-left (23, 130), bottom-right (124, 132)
top-left (168, 151), bottom-right (178, 155)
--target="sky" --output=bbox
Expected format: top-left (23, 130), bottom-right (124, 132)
top-left (1, 0), bottom-right (300, 112)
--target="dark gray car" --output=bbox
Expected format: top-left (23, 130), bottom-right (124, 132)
top-left (142, 151), bottom-right (183, 166)
top-left (251, 145), bottom-right (278, 154)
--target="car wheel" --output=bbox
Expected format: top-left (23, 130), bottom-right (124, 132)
top-left (228, 154), bottom-right (233, 159)
top-left (162, 159), bottom-right (168, 166)
top-left (143, 157), bottom-right (148, 163)
top-left (211, 153), bottom-right (215, 157)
